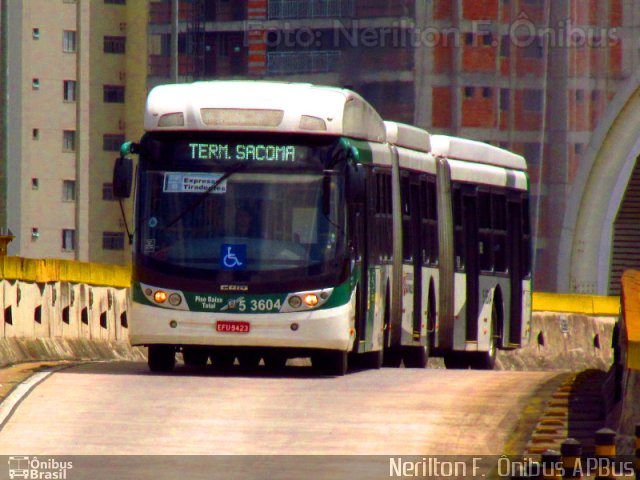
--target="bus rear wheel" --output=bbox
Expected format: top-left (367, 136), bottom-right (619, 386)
top-left (403, 345), bottom-right (428, 368)
top-left (182, 347), bottom-right (208, 366)
top-left (313, 350), bottom-right (347, 376)
top-left (382, 347), bottom-right (402, 368)
top-left (148, 345), bottom-right (176, 372)
top-left (237, 350), bottom-right (262, 369)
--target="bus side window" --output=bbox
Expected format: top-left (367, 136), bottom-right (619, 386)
top-left (401, 174), bottom-right (412, 261)
top-left (478, 191), bottom-right (492, 271)
top-left (453, 186), bottom-right (465, 270)
top-left (492, 192), bottom-right (508, 272)
top-left (522, 195), bottom-right (532, 276)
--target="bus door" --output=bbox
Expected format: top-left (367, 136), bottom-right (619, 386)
top-left (410, 182), bottom-right (423, 340)
top-left (350, 178), bottom-right (369, 350)
top-left (462, 188), bottom-right (480, 342)
top-left (507, 194), bottom-right (524, 346)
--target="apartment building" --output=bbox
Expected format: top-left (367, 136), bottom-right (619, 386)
top-left (147, 0), bottom-right (416, 122)
top-left (425, 0), bottom-right (633, 293)
top-left (0, 0), bottom-right (146, 264)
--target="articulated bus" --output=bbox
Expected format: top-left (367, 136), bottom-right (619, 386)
top-left (113, 81), bottom-right (531, 375)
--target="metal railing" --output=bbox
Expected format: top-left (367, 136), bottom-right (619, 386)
top-left (267, 50), bottom-right (341, 75)
top-left (268, 0), bottom-right (355, 19)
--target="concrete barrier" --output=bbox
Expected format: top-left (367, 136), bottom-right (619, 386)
top-left (0, 257), bottom-right (622, 370)
top-left (0, 258), bottom-right (141, 368)
top-left (497, 313), bottom-right (616, 372)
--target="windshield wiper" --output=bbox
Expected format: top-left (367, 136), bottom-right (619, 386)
top-left (161, 161), bottom-right (248, 232)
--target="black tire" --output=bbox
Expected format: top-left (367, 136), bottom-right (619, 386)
top-left (182, 347), bottom-right (208, 366)
top-left (313, 350), bottom-right (348, 376)
top-left (382, 347), bottom-right (402, 368)
top-left (148, 345), bottom-right (176, 372)
top-left (237, 350), bottom-right (262, 368)
top-left (443, 353), bottom-right (470, 369)
top-left (211, 351), bottom-right (236, 368)
top-left (359, 349), bottom-right (383, 370)
top-left (403, 345), bottom-right (428, 368)
top-left (263, 352), bottom-right (288, 371)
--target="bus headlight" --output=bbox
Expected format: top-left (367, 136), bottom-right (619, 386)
top-left (282, 288), bottom-right (333, 312)
top-left (288, 296), bottom-right (302, 308)
top-left (303, 293), bottom-right (319, 307)
top-left (154, 290), bottom-right (168, 303)
top-left (168, 293), bottom-right (182, 306)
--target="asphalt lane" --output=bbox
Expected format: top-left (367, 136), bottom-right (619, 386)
top-left (0, 362), bottom-right (560, 456)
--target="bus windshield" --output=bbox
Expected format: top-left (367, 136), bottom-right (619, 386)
top-left (135, 133), bottom-right (347, 286)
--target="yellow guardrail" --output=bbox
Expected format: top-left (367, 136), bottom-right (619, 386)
top-left (0, 257), bottom-right (131, 288)
top-left (620, 270), bottom-right (640, 370)
top-left (532, 292), bottom-right (620, 316)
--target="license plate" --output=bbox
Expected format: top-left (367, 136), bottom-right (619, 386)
top-left (216, 321), bottom-right (250, 333)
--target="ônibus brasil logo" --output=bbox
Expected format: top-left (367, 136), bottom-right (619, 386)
top-left (8, 456), bottom-right (73, 479)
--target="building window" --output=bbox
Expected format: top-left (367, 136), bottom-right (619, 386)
top-left (575, 89), bottom-right (585, 102)
top-left (63, 30), bottom-right (76, 53)
top-left (32, 28), bottom-right (40, 40)
top-left (482, 87), bottom-right (492, 99)
top-left (102, 183), bottom-right (115, 201)
top-left (63, 80), bottom-right (76, 102)
top-left (103, 232), bottom-right (125, 250)
top-left (63, 130), bottom-right (76, 151)
top-left (32, 128), bottom-right (40, 140)
top-left (104, 85), bottom-right (125, 103)
top-left (62, 180), bottom-right (76, 202)
top-left (500, 89), bottom-right (510, 110)
top-left (500, 36), bottom-right (510, 57)
top-left (523, 90), bottom-right (543, 112)
top-left (103, 134), bottom-right (125, 151)
top-left (104, 36), bottom-right (126, 54)
top-left (464, 86), bottom-right (475, 98)
top-left (32, 79), bottom-right (40, 89)
top-left (524, 143), bottom-right (542, 166)
top-left (32, 178), bottom-right (39, 190)
top-left (105, 0), bottom-right (126, 4)
top-left (62, 229), bottom-right (75, 251)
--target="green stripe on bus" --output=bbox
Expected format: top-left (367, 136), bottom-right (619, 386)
top-left (132, 279), bottom-right (355, 314)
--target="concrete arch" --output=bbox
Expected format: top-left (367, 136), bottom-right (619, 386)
top-left (559, 67), bottom-right (640, 295)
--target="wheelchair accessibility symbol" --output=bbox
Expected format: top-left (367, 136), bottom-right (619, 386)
top-left (221, 244), bottom-right (247, 270)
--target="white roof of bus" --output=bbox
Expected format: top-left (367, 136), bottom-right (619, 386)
top-left (384, 121), bottom-right (430, 152)
top-left (430, 135), bottom-right (527, 171)
top-left (144, 81), bottom-right (386, 143)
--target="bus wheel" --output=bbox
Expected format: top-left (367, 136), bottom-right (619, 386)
top-left (443, 353), bottom-right (470, 369)
top-left (382, 347), bottom-right (402, 368)
top-left (148, 345), bottom-right (176, 373)
top-left (313, 350), bottom-right (347, 376)
top-left (263, 352), bottom-right (287, 371)
top-left (237, 351), bottom-right (262, 369)
top-left (182, 347), bottom-right (208, 367)
top-left (358, 349), bottom-right (383, 370)
top-left (403, 346), bottom-right (428, 368)
top-left (211, 352), bottom-right (235, 368)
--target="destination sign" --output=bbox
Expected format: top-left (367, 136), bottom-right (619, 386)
top-left (189, 143), bottom-right (298, 163)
